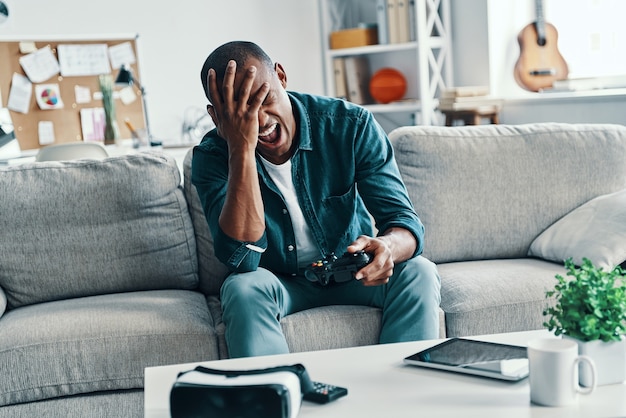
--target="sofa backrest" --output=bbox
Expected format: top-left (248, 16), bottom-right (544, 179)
top-left (0, 152), bottom-right (199, 309)
top-left (183, 149), bottom-right (230, 295)
top-left (389, 123), bottom-right (626, 264)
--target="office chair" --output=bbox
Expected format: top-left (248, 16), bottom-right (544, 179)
top-left (35, 142), bottom-right (109, 162)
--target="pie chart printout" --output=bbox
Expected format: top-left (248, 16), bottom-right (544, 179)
top-left (41, 88), bottom-right (59, 106)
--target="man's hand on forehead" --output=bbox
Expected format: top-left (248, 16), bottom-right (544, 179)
top-left (209, 60), bottom-right (264, 103)
top-left (206, 59), bottom-right (270, 144)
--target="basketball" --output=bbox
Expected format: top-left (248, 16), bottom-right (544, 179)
top-left (369, 68), bottom-right (407, 104)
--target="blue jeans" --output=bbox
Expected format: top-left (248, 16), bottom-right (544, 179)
top-left (220, 256), bottom-right (441, 358)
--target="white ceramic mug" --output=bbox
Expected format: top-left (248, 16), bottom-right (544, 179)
top-left (527, 338), bottom-right (597, 407)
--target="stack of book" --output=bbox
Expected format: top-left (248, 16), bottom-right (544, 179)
top-left (333, 56), bottom-right (372, 105)
top-left (376, 0), bottom-right (415, 44)
top-left (438, 86), bottom-right (503, 112)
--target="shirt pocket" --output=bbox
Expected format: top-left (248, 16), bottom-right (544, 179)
top-left (321, 184), bottom-right (359, 250)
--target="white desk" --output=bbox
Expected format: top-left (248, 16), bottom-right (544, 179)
top-left (1, 140), bottom-right (193, 173)
top-left (144, 330), bottom-right (626, 417)
top-left (105, 141), bottom-right (192, 175)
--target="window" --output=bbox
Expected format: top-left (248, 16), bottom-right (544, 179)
top-left (546, 0), bottom-right (626, 79)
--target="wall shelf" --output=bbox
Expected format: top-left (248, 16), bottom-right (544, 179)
top-left (366, 100), bottom-right (421, 113)
top-left (318, 0), bottom-right (453, 128)
top-left (504, 88), bottom-right (626, 104)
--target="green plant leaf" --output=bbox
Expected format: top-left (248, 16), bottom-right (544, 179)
top-left (544, 258), bottom-right (626, 342)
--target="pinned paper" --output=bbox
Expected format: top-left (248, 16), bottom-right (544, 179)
top-left (35, 84), bottom-right (64, 110)
top-left (80, 107), bottom-right (105, 142)
top-left (118, 86), bottom-right (137, 105)
top-left (58, 44), bottom-right (110, 77)
top-left (7, 73), bottom-right (32, 114)
top-left (74, 85), bottom-right (92, 104)
top-left (108, 42), bottom-right (136, 70)
top-left (19, 45), bottom-right (60, 83)
top-left (38, 121), bottom-right (55, 145)
top-left (92, 90), bottom-right (120, 101)
top-left (19, 41), bottom-right (37, 54)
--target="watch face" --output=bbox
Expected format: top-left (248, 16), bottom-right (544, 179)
top-left (0, 2), bottom-right (8, 24)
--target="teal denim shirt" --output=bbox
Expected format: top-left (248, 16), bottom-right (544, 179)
top-left (191, 91), bottom-right (424, 275)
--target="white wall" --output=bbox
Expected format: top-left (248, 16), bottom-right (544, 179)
top-left (2, 0), bottom-right (624, 141)
top-left (0, 0), bottom-right (325, 144)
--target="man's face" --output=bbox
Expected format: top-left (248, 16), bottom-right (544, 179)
top-left (230, 58), bottom-right (296, 165)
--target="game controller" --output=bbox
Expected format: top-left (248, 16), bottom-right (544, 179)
top-left (304, 251), bottom-right (372, 286)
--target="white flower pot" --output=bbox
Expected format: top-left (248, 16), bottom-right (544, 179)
top-left (565, 336), bottom-right (626, 387)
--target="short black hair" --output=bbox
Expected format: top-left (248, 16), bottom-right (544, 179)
top-left (200, 41), bottom-right (274, 102)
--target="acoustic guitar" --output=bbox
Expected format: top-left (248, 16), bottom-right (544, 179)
top-left (514, 0), bottom-right (568, 92)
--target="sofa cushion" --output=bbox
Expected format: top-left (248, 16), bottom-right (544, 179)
top-left (389, 123), bottom-right (626, 264)
top-left (0, 390), bottom-right (143, 418)
top-left (183, 149), bottom-right (229, 296)
top-left (0, 153), bottom-right (198, 309)
top-left (528, 188), bottom-right (626, 270)
top-left (281, 305), bottom-right (382, 353)
top-left (438, 258), bottom-right (564, 337)
top-left (207, 293), bottom-right (383, 359)
top-left (0, 290), bottom-right (218, 406)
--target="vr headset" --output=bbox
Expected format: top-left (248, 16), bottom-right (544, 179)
top-left (170, 363), bottom-right (314, 418)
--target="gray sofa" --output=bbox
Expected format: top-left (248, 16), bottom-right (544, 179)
top-left (1, 122), bottom-right (625, 416)
top-left (390, 122), bottom-right (626, 337)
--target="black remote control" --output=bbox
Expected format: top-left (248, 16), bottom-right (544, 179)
top-left (303, 381), bottom-right (348, 404)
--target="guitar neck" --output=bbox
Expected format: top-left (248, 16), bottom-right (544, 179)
top-left (534, 0), bottom-right (547, 45)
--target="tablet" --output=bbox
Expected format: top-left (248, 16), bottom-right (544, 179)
top-left (403, 338), bottom-right (529, 381)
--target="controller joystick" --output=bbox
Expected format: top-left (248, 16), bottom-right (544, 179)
top-left (305, 251), bottom-right (371, 286)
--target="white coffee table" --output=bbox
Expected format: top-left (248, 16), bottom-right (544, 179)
top-left (144, 330), bottom-right (626, 417)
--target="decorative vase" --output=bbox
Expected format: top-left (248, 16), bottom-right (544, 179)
top-left (98, 74), bottom-right (119, 145)
top-left (565, 335), bottom-right (626, 387)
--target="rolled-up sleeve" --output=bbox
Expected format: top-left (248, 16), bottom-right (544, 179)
top-left (191, 138), bottom-right (267, 273)
top-left (213, 226), bottom-right (268, 272)
top-left (353, 111), bottom-right (425, 257)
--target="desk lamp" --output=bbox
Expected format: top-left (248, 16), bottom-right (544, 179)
top-left (0, 108), bottom-right (15, 148)
top-left (0, 1), bottom-right (8, 25)
top-left (115, 64), bottom-right (154, 145)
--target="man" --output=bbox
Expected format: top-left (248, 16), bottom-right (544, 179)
top-left (192, 40), bottom-right (440, 358)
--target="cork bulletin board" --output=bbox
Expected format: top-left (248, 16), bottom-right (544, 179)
top-left (0, 35), bottom-right (146, 151)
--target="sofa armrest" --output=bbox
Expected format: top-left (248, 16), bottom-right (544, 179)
top-left (0, 286), bottom-right (6, 319)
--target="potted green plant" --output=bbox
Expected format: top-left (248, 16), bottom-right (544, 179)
top-left (544, 257), bottom-right (626, 387)
top-left (98, 74), bottom-right (119, 145)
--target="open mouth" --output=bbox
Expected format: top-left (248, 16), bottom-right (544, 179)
top-left (258, 123), bottom-right (280, 145)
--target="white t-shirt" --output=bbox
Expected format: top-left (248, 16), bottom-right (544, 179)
top-left (260, 157), bottom-right (321, 268)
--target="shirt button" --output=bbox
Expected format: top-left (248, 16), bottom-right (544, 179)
top-left (287, 245), bottom-right (294, 252)
top-left (282, 208), bottom-right (288, 214)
